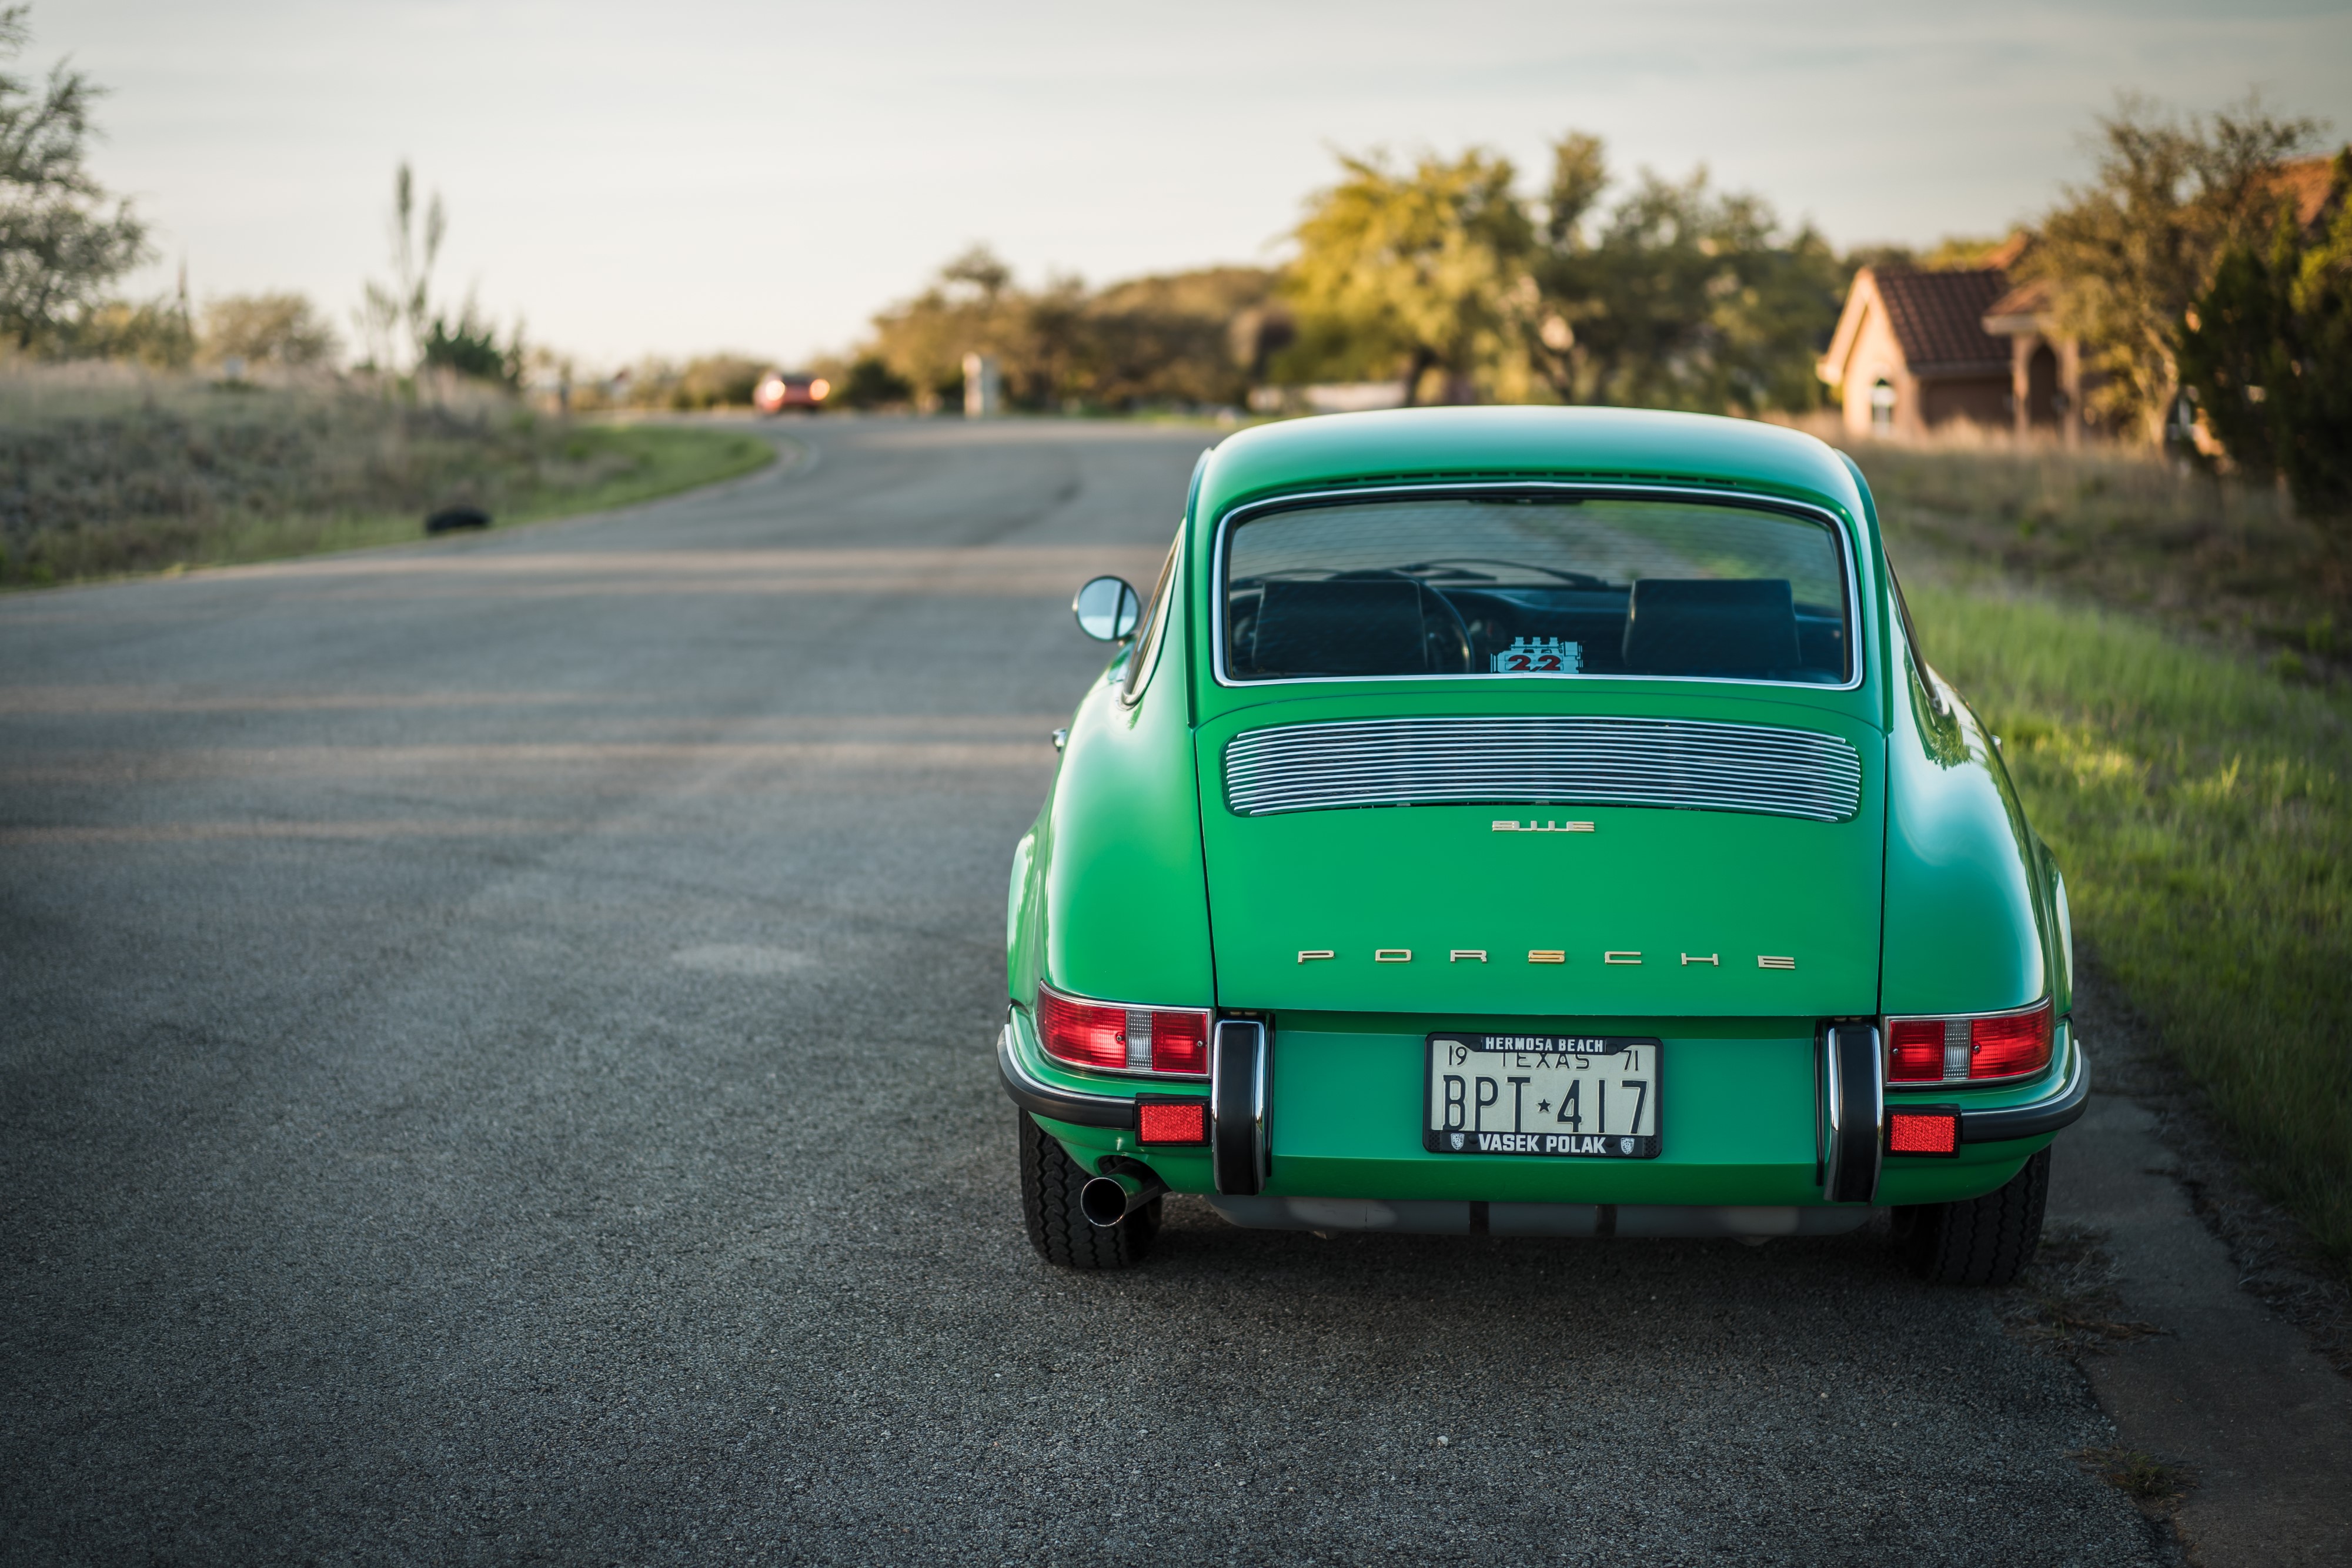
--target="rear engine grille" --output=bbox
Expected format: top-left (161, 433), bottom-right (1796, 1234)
top-left (1222, 716), bottom-right (1864, 823)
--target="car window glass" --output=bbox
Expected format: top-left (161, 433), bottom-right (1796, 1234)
top-left (1223, 494), bottom-right (1849, 684)
top-left (1121, 530), bottom-right (1183, 703)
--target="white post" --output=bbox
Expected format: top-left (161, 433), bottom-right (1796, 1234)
top-left (962, 353), bottom-right (1001, 418)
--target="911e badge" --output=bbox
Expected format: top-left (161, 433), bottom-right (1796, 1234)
top-left (1422, 1032), bottom-right (1662, 1158)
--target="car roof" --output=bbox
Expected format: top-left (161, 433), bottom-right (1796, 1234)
top-left (1194, 406), bottom-right (1866, 529)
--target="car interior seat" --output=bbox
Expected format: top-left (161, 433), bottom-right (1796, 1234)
top-left (1248, 579), bottom-right (1430, 676)
top-left (1619, 578), bottom-right (1802, 677)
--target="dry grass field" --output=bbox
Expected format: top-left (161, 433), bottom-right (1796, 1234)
top-left (0, 366), bottom-right (774, 588)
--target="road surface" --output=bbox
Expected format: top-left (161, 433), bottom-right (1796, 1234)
top-left (1, 420), bottom-right (2169, 1564)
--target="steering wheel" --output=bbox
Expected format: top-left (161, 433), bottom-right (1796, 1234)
top-left (1421, 586), bottom-right (1475, 673)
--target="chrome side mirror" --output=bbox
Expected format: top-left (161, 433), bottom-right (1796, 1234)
top-left (1073, 575), bottom-right (1142, 641)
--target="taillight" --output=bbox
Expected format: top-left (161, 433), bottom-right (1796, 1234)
top-left (1882, 1001), bottom-right (2054, 1085)
top-left (1036, 984), bottom-right (1211, 1076)
top-left (1887, 1019), bottom-right (1950, 1082)
top-left (1969, 1004), bottom-right (2053, 1080)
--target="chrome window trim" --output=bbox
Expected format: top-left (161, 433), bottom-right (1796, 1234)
top-left (1208, 480), bottom-right (1866, 693)
top-left (1118, 528), bottom-right (1185, 708)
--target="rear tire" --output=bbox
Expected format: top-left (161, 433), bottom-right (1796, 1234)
top-left (1894, 1146), bottom-right (2049, 1286)
top-left (1018, 1112), bottom-right (1158, 1269)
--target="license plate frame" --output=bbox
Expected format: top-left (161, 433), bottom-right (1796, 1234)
top-left (1423, 1032), bottom-right (1662, 1158)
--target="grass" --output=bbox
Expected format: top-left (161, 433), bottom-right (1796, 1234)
top-left (2074, 1446), bottom-right (2196, 1513)
top-left (1845, 433), bottom-right (2348, 668)
top-left (0, 366), bottom-right (776, 587)
top-left (1880, 487), bottom-right (2352, 1276)
top-left (2002, 1223), bottom-right (2164, 1355)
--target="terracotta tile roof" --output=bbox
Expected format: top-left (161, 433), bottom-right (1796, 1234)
top-left (2277, 155), bottom-right (2341, 228)
top-left (1873, 268), bottom-right (2012, 373)
top-left (1982, 276), bottom-right (2053, 330)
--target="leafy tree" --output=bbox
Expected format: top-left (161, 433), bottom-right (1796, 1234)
top-left (667, 352), bottom-right (762, 409)
top-left (1281, 148), bottom-right (1534, 404)
top-left (201, 290), bottom-right (338, 367)
top-left (830, 355), bottom-right (913, 409)
top-left (2178, 150), bottom-right (2352, 527)
top-left (2025, 94), bottom-right (2323, 443)
top-left (0, 5), bottom-right (149, 350)
top-left (1530, 132), bottom-right (1843, 414)
top-left (420, 312), bottom-right (513, 386)
top-left (866, 243), bottom-right (1023, 409)
top-left (864, 248), bottom-right (1273, 412)
top-left (62, 293), bottom-right (189, 366)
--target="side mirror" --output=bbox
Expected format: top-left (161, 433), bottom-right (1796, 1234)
top-left (1073, 575), bottom-right (1143, 642)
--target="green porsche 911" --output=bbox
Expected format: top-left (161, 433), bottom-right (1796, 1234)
top-left (998, 407), bottom-right (2084, 1286)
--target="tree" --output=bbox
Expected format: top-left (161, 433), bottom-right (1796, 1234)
top-left (2178, 150), bottom-right (2352, 528)
top-left (0, 5), bottom-right (149, 350)
top-left (2025, 94), bottom-right (2323, 443)
top-left (357, 161), bottom-right (445, 372)
top-left (1282, 148), bottom-right (1534, 404)
top-left (419, 297), bottom-right (519, 387)
top-left (201, 290), bottom-right (338, 367)
top-left (865, 243), bottom-right (1024, 409)
top-left (1530, 133), bottom-right (1843, 414)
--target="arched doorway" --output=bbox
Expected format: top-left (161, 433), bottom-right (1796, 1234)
top-left (2026, 345), bottom-right (2059, 429)
top-left (1870, 379), bottom-right (1897, 434)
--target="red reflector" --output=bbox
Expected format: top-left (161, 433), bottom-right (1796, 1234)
top-left (1886, 1019), bottom-right (1945, 1082)
top-left (1038, 985), bottom-right (1127, 1071)
top-left (1150, 1010), bottom-right (1208, 1074)
top-left (1138, 1101), bottom-right (1208, 1144)
top-left (1889, 1110), bottom-right (1959, 1155)
top-left (1970, 1002), bottom-right (2053, 1081)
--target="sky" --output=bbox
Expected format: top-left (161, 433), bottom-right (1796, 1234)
top-left (36, 0), bottom-right (2352, 369)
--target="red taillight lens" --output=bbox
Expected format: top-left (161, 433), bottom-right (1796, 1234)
top-left (1035, 985), bottom-right (1211, 1076)
top-left (1038, 986), bottom-right (1128, 1071)
top-left (1138, 1100), bottom-right (1208, 1144)
top-left (1888, 1109), bottom-right (1959, 1155)
top-left (1150, 1011), bottom-right (1207, 1074)
top-left (1970, 1002), bottom-right (2053, 1081)
top-left (1887, 1019), bottom-right (1946, 1082)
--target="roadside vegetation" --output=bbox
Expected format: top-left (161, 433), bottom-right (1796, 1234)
top-left (0, 367), bottom-right (771, 587)
top-left (1858, 438), bottom-right (2352, 1275)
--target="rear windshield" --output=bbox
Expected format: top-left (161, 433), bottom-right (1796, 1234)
top-left (1221, 493), bottom-right (1851, 684)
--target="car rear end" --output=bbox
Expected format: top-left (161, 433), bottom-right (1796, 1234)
top-left (1006, 409), bottom-right (2080, 1278)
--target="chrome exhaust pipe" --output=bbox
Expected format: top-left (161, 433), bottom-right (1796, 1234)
top-left (1080, 1170), bottom-right (1167, 1228)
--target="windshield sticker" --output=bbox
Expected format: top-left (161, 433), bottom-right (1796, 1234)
top-left (1492, 636), bottom-right (1582, 674)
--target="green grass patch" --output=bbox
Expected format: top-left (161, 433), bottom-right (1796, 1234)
top-left (0, 371), bottom-right (776, 588)
top-left (1846, 435), bottom-right (2348, 663)
top-left (1909, 582), bottom-right (2352, 1271)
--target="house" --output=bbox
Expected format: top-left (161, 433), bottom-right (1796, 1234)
top-left (1823, 159), bottom-right (2343, 444)
top-left (1815, 259), bottom-right (2017, 440)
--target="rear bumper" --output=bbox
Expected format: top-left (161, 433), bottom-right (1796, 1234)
top-left (996, 1019), bottom-right (1137, 1129)
top-left (1208, 1196), bottom-right (1875, 1238)
top-left (1955, 1039), bottom-right (2088, 1142)
top-left (998, 1006), bottom-right (2083, 1209)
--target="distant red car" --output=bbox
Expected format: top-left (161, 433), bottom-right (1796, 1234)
top-left (754, 371), bottom-right (831, 414)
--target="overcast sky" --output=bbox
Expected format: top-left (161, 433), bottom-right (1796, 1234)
top-left (38, 0), bottom-right (2352, 369)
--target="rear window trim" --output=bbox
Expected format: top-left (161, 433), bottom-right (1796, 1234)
top-left (1208, 480), bottom-right (1865, 693)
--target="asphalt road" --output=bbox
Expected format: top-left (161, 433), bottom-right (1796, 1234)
top-left (2, 419), bottom-right (2171, 1566)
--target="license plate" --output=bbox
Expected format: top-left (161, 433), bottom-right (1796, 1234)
top-left (1424, 1032), bottom-right (1661, 1158)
